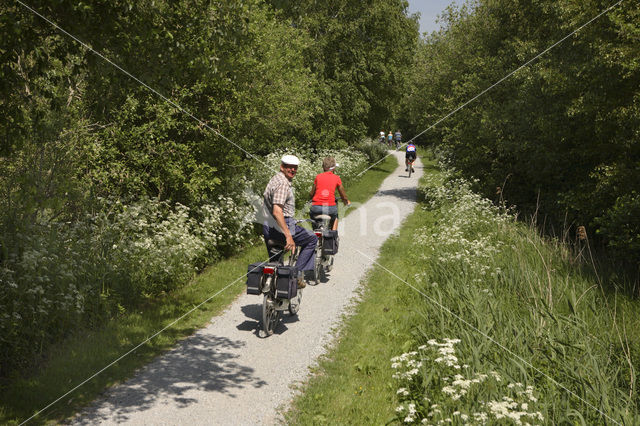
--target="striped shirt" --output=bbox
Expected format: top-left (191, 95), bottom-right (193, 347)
top-left (263, 171), bottom-right (295, 219)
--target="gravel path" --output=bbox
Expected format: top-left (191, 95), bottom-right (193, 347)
top-left (75, 151), bottom-right (423, 425)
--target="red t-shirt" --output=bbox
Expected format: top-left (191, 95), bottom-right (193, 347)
top-left (312, 171), bottom-right (342, 206)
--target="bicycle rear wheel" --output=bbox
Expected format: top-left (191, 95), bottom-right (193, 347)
top-left (408, 162), bottom-right (412, 178)
top-left (312, 247), bottom-right (322, 285)
top-left (262, 294), bottom-right (281, 336)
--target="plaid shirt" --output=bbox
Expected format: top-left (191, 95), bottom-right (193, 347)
top-left (263, 171), bottom-right (295, 219)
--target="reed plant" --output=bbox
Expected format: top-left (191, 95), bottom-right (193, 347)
top-left (389, 170), bottom-right (639, 424)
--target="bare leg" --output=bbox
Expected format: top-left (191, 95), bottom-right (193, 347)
top-left (332, 218), bottom-right (338, 231)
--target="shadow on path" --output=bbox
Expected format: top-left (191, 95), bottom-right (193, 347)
top-left (76, 334), bottom-right (266, 424)
top-left (237, 301), bottom-right (300, 337)
top-left (376, 186), bottom-right (418, 202)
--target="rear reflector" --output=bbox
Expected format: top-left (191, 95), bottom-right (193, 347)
top-left (314, 232), bottom-right (322, 237)
top-left (263, 267), bottom-right (275, 274)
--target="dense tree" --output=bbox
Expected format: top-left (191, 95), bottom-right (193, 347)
top-left (268, 0), bottom-right (419, 142)
top-left (402, 0), bottom-right (640, 266)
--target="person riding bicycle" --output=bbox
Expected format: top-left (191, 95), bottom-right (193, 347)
top-left (262, 154), bottom-right (317, 288)
top-left (387, 131), bottom-right (393, 147)
top-left (379, 130), bottom-right (386, 145)
top-left (405, 142), bottom-right (417, 172)
top-left (394, 130), bottom-right (402, 149)
top-left (309, 156), bottom-right (350, 231)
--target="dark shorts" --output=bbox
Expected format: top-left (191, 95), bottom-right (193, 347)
top-left (406, 152), bottom-right (416, 160)
top-left (309, 204), bottom-right (338, 227)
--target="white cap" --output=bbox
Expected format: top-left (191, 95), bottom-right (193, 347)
top-left (281, 154), bottom-right (300, 166)
top-left (330, 163), bottom-right (339, 171)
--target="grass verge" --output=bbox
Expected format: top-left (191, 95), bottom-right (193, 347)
top-left (286, 159), bottom-right (639, 424)
top-left (0, 154), bottom-right (399, 424)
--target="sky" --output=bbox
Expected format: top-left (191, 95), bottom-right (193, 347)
top-left (407, 0), bottom-right (458, 35)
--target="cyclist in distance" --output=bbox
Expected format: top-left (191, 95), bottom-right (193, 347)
top-left (394, 130), bottom-right (402, 149)
top-left (309, 156), bottom-right (351, 231)
top-left (262, 154), bottom-right (317, 287)
top-left (379, 130), bottom-right (386, 145)
top-left (405, 142), bottom-right (417, 172)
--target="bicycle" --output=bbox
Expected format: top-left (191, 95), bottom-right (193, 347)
top-left (407, 158), bottom-right (415, 178)
top-left (246, 226), bottom-right (305, 336)
top-left (262, 240), bottom-right (303, 335)
top-left (300, 215), bottom-right (334, 286)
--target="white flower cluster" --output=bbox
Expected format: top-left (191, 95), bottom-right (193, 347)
top-left (427, 338), bottom-right (461, 369)
top-left (391, 351), bottom-right (424, 380)
top-left (391, 339), bottom-right (544, 425)
top-left (415, 170), bottom-right (513, 284)
top-left (486, 391), bottom-right (544, 425)
top-left (0, 193), bottom-right (256, 352)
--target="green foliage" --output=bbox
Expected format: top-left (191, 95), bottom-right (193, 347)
top-left (0, 0), bottom-right (419, 379)
top-left (355, 138), bottom-right (390, 163)
top-left (0, 195), bottom-right (257, 376)
top-left (267, 0), bottom-right (420, 142)
top-left (401, 0), bottom-right (640, 266)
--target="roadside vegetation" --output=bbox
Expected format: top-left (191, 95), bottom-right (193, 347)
top-left (286, 156), bottom-right (639, 424)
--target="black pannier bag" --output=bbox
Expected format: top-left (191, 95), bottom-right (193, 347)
top-left (246, 262), bottom-right (266, 295)
top-left (322, 230), bottom-right (339, 255)
top-left (276, 265), bottom-right (298, 299)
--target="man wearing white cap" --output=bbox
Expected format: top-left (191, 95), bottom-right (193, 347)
top-left (262, 154), bottom-right (317, 287)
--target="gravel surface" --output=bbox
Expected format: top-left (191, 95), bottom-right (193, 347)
top-left (75, 151), bottom-right (423, 425)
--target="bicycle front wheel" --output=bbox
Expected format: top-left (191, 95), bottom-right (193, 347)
top-left (262, 294), bottom-right (281, 336)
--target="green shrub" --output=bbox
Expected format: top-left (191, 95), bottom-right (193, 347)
top-left (355, 138), bottom-right (389, 164)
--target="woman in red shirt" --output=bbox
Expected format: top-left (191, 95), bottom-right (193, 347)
top-left (309, 156), bottom-right (350, 230)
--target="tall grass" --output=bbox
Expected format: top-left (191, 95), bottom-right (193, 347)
top-left (390, 170), bottom-right (639, 424)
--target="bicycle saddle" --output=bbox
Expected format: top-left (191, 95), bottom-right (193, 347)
top-left (266, 238), bottom-right (285, 249)
top-left (311, 214), bottom-right (332, 221)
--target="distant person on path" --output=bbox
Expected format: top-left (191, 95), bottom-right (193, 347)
top-left (387, 131), bottom-right (393, 147)
top-left (379, 130), bottom-right (386, 145)
top-left (262, 154), bottom-right (317, 287)
top-left (394, 130), bottom-right (402, 149)
top-left (309, 156), bottom-right (350, 231)
top-left (405, 142), bottom-right (417, 172)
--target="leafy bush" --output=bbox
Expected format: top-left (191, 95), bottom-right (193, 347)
top-left (354, 138), bottom-right (390, 164)
top-left (0, 194), bottom-right (255, 375)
